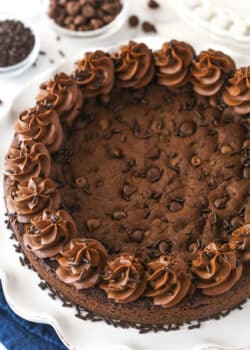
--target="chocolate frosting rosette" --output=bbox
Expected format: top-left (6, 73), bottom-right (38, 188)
top-left (145, 256), bottom-right (191, 308)
top-left (15, 105), bottom-right (63, 153)
top-left (230, 224), bottom-right (250, 263)
top-left (23, 209), bottom-right (77, 259)
top-left (4, 140), bottom-right (51, 183)
top-left (7, 177), bottom-right (61, 223)
top-left (191, 49), bottom-right (236, 97)
top-left (192, 243), bottom-right (242, 296)
top-left (223, 67), bottom-right (250, 115)
top-left (100, 254), bottom-right (147, 303)
top-left (73, 50), bottom-right (114, 97)
top-left (37, 72), bottom-right (83, 125)
top-left (112, 41), bottom-right (154, 89)
top-left (154, 40), bottom-right (195, 88)
top-left (56, 238), bottom-right (108, 289)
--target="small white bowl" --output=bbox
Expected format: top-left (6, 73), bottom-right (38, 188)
top-left (42, 0), bottom-right (129, 38)
top-left (0, 13), bottom-right (40, 78)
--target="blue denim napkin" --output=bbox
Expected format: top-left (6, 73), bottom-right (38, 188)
top-left (0, 282), bottom-right (67, 350)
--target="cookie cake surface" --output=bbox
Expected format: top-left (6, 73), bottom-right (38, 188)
top-left (4, 40), bottom-right (250, 327)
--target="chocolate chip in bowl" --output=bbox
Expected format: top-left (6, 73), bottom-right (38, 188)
top-left (44, 0), bottom-right (129, 37)
top-left (0, 14), bottom-right (40, 78)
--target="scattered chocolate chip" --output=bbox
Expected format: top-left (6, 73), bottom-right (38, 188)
top-left (169, 200), bottom-right (183, 212)
top-left (128, 15), bottom-right (139, 28)
top-left (0, 99), bottom-right (3, 105)
top-left (191, 156), bottom-right (202, 167)
top-left (158, 241), bottom-right (169, 254)
top-left (130, 230), bottom-right (144, 242)
top-left (0, 20), bottom-right (35, 67)
top-left (86, 218), bottom-right (101, 232)
top-left (179, 121), bottom-right (196, 137)
top-left (148, 0), bottom-right (160, 9)
top-left (146, 167), bottom-right (162, 182)
top-left (112, 211), bottom-right (127, 221)
top-left (58, 49), bottom-right (65, 57)
top-left (230, 216), bottom-right (243, 229)
top-left (142, 21), bottom-right (157, 33)
top-left (49, 59), bottom-right (55, 64)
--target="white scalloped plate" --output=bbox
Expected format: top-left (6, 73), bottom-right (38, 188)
top-left (1, 37), bottom-right (250, 350)
top-left (170, 0), bottom-right (250, 49)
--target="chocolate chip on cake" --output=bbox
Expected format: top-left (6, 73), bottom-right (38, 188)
top-left (214, 197), bottom-right (227, 209)
top-left (122, 183), bottom-right (137, 199)
top-left (158, 241), bottom-right (169, 254)
top-left (112, 211), bottom-right (127, 221)
top-left (179, 121), bottom-right (196, 136)
top-left (130, 230), bottom-right (144, 242)
top-left (242, 166), bottom-right (250, 179)
top-left (169, 200), bottom-right (183, 212)
top-left (221, 145), bottom-right (233, 155)
top-left (86, 218), bottom-right (101, 232)
top-left (146, 167), bottom-right (162, 182)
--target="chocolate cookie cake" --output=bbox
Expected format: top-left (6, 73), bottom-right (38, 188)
top-left (4, 40), bottom-right (250, 326)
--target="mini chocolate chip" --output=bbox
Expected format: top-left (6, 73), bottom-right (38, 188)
top-left (221, 145), bottom-right (233, 155)
top-left (148, 0), bottom-right (160, 9)
top-left (142, 21), bottom-right (157, 33)
top-left (146, 167), bottom-right (162, 182)
top-left (159, 241), bottom-right (169, 254)
top-left (243, 166), bottom-right (250, 179)
top-left (112, 211), bottom-right (127, 221)
top-left (75, 176), bottom-right (88, 188)
top-left (131, 230), bottom-right (144, 242)
top-left (122, 184), bottom-right (137, 199)
top-left (169, 201), bottom-right (183, 212)
top-left (191, 156), bottom-right (202, 167)
top-left (66, 2), bottom-right (80, 16)
top-left (128, 15), bottom-right (139, 27)
top-left (86, 218), bottom-right (101, 232)
top-left (179, 121), bottom-right (196, 136)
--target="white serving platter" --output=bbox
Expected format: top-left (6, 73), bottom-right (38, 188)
top-left (0, 37), bottom-right (250, 350)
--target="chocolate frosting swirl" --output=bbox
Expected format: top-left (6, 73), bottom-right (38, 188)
top-left (15, 105), bottom-right (63, 153)
top-left (7, 177), bottom-right (61, 223)
top-left (23, 209), bottom-right (77, 258)
top-left (230, 224), bottom-right (250, 263)
top-left (223, 67), bottom-right (250, 115)
top-left (154, 40), bottom-right (195, 88)
top-left (191, 49), bottom-right (236, 96)
top-left (4, 140), bottom-right (51, 183)
top-left (192, 243), bottom-right (242, 296)
top-left (112, 41), bottom-right (154, 89)
top-left (100, 254), bottom-right (146, 303)
top-left (56, 238), bottom-right (108, 289)
top-left (145, 256), bottom-right (191, 308)
top-left (73, 50), bottom-right (114, 97)
top-left (37, 72), bottom-right (83, 125)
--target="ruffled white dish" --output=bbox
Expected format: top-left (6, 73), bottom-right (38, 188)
top-left (169, 0), bottom-right (250, 50)
top-left (0, 37), bottom-right (250, 350)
